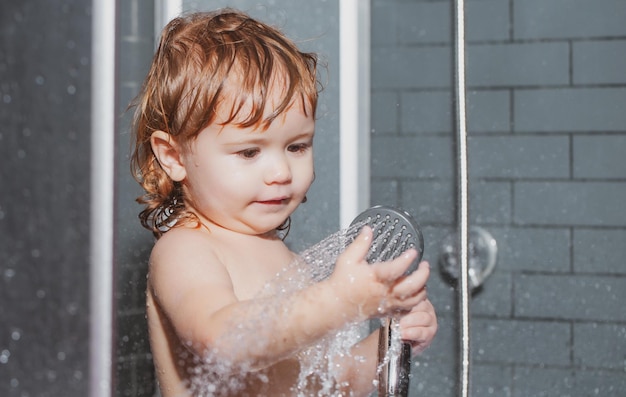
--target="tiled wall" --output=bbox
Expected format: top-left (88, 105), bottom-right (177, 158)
top-left (371, 0), bottom-right (626, 396)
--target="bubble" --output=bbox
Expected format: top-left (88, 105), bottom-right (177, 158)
top-left (0, 349), bottom-right (10, 364)
top-left (11, 330), bottom-right (21, 341)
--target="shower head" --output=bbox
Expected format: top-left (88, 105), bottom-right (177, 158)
top-left (349, 205), bottom-right (424, 275)
top-left (348, 205), bottom-right (425, 397)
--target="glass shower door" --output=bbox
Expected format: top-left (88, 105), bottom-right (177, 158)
top-left (370, 0), bottom-right (626, 396)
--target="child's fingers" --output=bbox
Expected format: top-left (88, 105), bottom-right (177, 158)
top-left (372, 249), bottom-right (418, 283)
top-left (398, 299), bottom-right (438, 354)
top-left (391, 261), bottom-right (430, 298)
top-left (342, 226), bottom-right (374, 263)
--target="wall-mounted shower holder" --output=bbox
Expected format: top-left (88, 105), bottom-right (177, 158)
top-left (439, 226), bottom-right (497, 291)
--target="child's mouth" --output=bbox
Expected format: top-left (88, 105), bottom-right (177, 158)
top-left (257, 197), bottom-right (289, 206)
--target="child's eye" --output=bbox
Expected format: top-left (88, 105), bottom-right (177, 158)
top-left (237, 148), bottom-right (260, 159)
top-left (288, 143), bottom-right (311, 153)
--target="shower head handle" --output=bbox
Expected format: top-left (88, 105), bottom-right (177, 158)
top-left (349, 205), bottom-right (424, 397)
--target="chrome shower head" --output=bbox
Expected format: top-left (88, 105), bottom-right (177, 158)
top-left (349, 205), bottom-right (424, 274)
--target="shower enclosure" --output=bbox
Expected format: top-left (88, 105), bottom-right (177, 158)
top-left (114, 1), bottom-right (626, 395)
top-left (1, 0), bottom-right (625, 396)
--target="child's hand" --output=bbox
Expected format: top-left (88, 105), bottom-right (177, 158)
top-left (397, 278), bottom-right (438, 355)
top-left (329, 226), bottom-right (428, 321)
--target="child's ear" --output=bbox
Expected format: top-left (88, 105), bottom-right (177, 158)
top-left (150, 131), bottom-right (187, 182)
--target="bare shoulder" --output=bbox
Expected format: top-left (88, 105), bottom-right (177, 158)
top-left (152, 224), bottom-right (228, 266)
top-left (148, 226), bottom-right (235, 320)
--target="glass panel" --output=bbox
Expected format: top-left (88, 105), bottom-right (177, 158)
top-left (370, 0), bottom-right (457, 394)
top-left (371, 0), bottom-right (626, 396)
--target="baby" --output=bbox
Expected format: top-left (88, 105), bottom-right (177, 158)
top-left (130, 9), bottom-right (437, 397)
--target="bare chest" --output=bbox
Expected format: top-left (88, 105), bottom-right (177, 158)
top-left (219, 239), bottom-right (296, 300)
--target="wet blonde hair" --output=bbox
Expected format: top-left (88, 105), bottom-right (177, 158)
top-left (130, 9), bottom-right (319, 237)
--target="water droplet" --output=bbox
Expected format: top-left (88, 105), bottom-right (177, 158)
top-left (66, 302), bottom-right (78, 315)
top-left (0, 349), bottom-right (10, 364)
top-left (11, 330), bottom-right (20, 341)
top-left (35, 75), bottom-right (45, 85)
top-left (4, 268), bottom-right (15, 279)
top-left (67, 85), bottom-right (76, 95)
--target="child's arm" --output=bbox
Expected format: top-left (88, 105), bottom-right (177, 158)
top-left (148, 226), bottom-right (426, 370)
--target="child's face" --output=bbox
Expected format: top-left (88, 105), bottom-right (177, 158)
top-left (179, 98), bottom-right (315, 236)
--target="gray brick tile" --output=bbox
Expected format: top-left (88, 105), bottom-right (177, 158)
top-left (467, 42), bottom-right (569, 87)
top-left (370, 179), bottom-right (399, 208)
top-left (573, 135), bottom-right (626, 179)
top-left (514, 182), bottom-right (626, 226)
top-left (514, 0), bottom-right (626, 40)
top-left (401, 91), bottom-right (452, 134)
top-left (397, 1), bottom-right (450, 44)
top-left (471, 271), bottom-right (513, 317)
top-left (512, 366), bottom-right (575, 397)
top-left (574, 40), bottom-right (626, 85)
top-left (574, 323), bottom-right (626, 369)
top-left (371, 136), bottom-right (454, 179)
top-left (472, 318), bottom-right (571, 365)
top-left (490, 227), bottom-right (571, 273)
top-left (410, 358), bottom-right (456, 396)
top-left (470, 181), bottom-right (512, 224)
top-left (573, 368), bottom-right (626, 395)
top-left (466, 0), bottom-right (511, 43)
top-left (401, 180), bottom-right (455, 225)
top-left (514, 274), bottom-right (626, 321)
top-left (515, 88), bottom-right (626, 132)
top-left (469, 135), bottom-right (570, 178)
top-left (467, 89), bottom-right (512, 133)
top-left (372, 46), bottom-right (451, 89)
top-left (472, 364), bottom-right (512, 397)
top-left (573, 229), bottom-right (626, 274)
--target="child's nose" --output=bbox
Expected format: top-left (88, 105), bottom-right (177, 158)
top-left (265, 155), bottom-right (292, 184)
